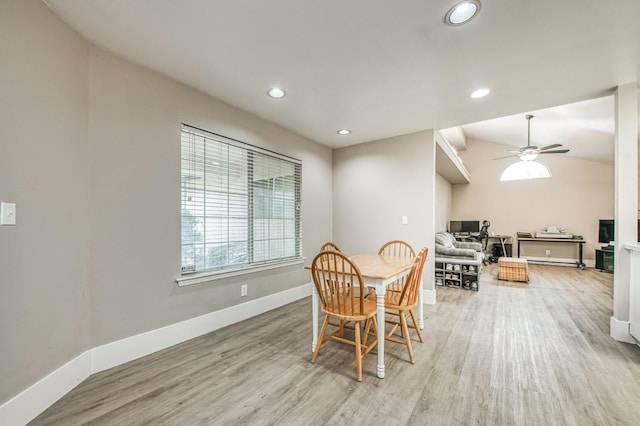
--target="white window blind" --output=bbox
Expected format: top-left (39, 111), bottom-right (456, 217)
top-left (181, 124), bottom-right (302, 275)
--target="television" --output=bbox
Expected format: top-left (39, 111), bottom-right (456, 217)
top-left (462, 220), bottom-right (480, 233)
top-left (598, 219), bottom-right (614, 244)
top-left (598, 219), bottom-right (640, 244)
top-left (449, 220), bottom-right (480, 234)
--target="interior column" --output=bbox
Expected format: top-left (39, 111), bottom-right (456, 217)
top-left (611, 82), bottom-right (639, 342)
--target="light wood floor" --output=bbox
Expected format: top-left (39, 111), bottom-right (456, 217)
top-left (32, 264), bottom-right (640, 425)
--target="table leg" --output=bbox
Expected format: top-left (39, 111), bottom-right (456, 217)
top-left (579, 242), bottom-right (585, 269)
top-left (517, 240), bottom-right (521, 258)
top-left (375, 281), bottom-right (386, 378)
top-left (311, 284), bottom-right (318, 352)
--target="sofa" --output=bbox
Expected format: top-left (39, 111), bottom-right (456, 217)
top-left (435, 232), bottom-right (485, 264)
top-left (434, 232), bottom-right (484, 290)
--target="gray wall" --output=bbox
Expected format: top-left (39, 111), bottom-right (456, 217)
top-left (0, 0), bottom-right (90, 405)
top-left (86, 48), bottom-right (332, 346)
top-left (435, 173), bottom-right (453, 232)
top-left (332, 130), bottom-right (436, 289)
top-left (0, 0), bottom-right (332, 404)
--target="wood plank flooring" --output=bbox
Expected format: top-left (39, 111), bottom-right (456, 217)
top-left (31, 264), bottom-right (640, 425)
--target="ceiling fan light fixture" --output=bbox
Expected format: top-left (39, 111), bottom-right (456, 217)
top-left (445, 0), bottom-right (482, 26)
top-left (520, 152), bottom-right (538, 161)
top-left (500, 160), bottom-right (551, 182)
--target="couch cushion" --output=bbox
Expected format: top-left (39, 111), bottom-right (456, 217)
top-left (435, 232), bottom-right (455, 248)
top-left (434, 243), bottom-right (477, 258)
top-left (456, 241), bottom-right (483, 252)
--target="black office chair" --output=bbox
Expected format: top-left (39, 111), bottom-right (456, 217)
top-left (470, 220), bottom-right (490, 250)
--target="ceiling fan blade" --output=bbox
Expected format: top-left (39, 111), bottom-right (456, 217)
top-left (539, 149), bottom-right (569, 154)
top-left (493, 154), bottom-right (519, 160)
top-left (539, 143), bottom-right (562, 151)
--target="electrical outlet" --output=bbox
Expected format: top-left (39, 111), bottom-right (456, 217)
top-left (240, 284), bottom-right (248, 297)
top-left (545, 249), bottom-right (551, 256)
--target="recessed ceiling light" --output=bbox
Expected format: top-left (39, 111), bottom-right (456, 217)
top-left (470, 88), bottom-right (490, 98)
top-left (445, 0), bottom-right (481, 26)
top-left (267, 87), bottom-right (286, 99)
top-left (337, 129), bottom-right (351, 135)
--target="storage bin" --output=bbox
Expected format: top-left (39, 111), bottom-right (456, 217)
top-left (498, 257), bottom-right (528, 282)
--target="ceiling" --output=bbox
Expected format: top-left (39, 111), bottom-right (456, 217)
top-left (44, 0), bottom-right (640, 159)
top-left (444, 95), bottom-right (617, 164)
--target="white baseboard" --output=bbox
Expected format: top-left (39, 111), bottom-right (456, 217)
top-left (91, 283), bottom-right (311, 374)
top-left (0, 351), bottom-right (91, 426)
top-left (610, 316), bottom-right (637, 344)
top-left (423, 288), bottom-right (437, 305)
top-left (0, 283), bottom-right (312, 426)
top-left (522, 256), bottom-right (594, 268)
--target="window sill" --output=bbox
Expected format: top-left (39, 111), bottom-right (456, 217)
top-left (175, 258), bottom-right (306, 287)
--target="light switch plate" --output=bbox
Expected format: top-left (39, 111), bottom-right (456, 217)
top-left (1, 202), bottom-right (16, 225)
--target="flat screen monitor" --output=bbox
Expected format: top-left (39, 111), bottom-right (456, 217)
top-left (462, 220), bottom-right (480, 233)
top-left (449, 220), bottom-right (463, 233)
top-left (449, 220), bottom-right (479, 233)
top-left (598, 219), bottom-right (640, 244)
top-left (598, 219), bottom-right (614, 244)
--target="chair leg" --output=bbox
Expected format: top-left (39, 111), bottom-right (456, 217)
top-left (362, 318), bottom-right (373, 345)
top-left (408, 309), bottom-right (424, 343)
top-left (355, 321), bottom-right (363, 381)
top-left (399, 311), bottom-right (414, 364)
top-left (363, 315), bottom-right (381, 344)
top-left (311, 316), bottom-right (330, 363)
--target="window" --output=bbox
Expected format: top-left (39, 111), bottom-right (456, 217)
top-left (181, 124), bottom-right (302, 276)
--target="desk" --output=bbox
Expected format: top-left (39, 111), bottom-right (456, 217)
top-left (453, 233), bottom-right (479, 242)
top-left (517, 237), bottom-right (586, 269)
top-left (306, 254), bottom-right (418, 378)
top-left (487, 235), bottom-right (512, 256)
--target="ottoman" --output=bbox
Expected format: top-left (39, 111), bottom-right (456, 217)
top-left (498, 257), bottom-right (529, 282)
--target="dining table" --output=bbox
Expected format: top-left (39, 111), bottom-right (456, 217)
top-left (306, 253), bottom-right (423, 379)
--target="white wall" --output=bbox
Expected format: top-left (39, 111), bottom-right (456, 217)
top-left (453, 138), bottom-right (614, 261)
top-left (612, 83), bottom-right (639, 330)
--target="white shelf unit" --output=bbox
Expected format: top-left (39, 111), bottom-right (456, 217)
top-left (435, 259), bottom-right (480, 291)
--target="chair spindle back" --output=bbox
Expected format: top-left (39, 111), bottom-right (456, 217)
top-left (311, 250), bottom-right (367, 318)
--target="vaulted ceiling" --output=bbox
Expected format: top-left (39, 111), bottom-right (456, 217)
top-left (45, 0), bottom-right (639, 162)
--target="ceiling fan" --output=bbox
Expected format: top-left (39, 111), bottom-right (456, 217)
top-left (494, 114), bottom-right (570, 160)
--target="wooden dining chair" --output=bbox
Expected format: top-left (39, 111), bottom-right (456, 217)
top-left (310, 250), bottom-right (378, 381)
top-left (320, 242), bottom-right (375, 300)
top-left (383, 247), bottom-right (427, 363)
top-left (320, 241), bottom-right (342, 252)
top-left (378, 239), bottom-right (416, 258)
top-left (378, 240), bottom-right (416, 292)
